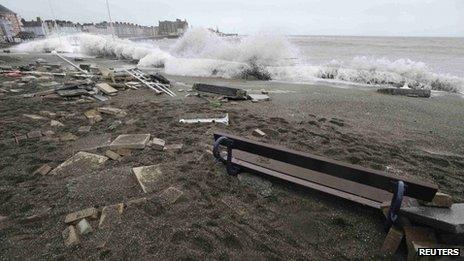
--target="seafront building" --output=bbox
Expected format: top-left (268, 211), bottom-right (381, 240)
top-left (0, 3), bottom-right (190, 42)
top-left (0, 4), bottom-right (22, 42)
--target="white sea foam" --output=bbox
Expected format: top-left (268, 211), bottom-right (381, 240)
top-left (12, 29), bottom-right (464, 93)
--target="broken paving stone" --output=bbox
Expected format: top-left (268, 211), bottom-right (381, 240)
top-left (77, 218), bottom-right (93, 235)
top-left (78, 126), bottom-right (92, 133)
top-left (60, 133), bottom-right (78, 142)
top-left (50, 120), bottom-right (65, 127)
top-left (126, 197), bottom-right (147, 208)
top-left (252, 128), bottom-right (266, 137)
top-left (114, 148), bottom-right (132, 157)
top-left (403, 226), bottom-right (437, 259)
top-left (23, 114), bottom-right (46, 120)
top-left (149, 138), bottom-right (165, 150)
top-left (65, 207), bottom-right (99, 224)
top-left (27, 131), bottom-right (42, 139)
top-left (381, 226), bottom-right (404, 254)
top-left (21, 76), bottom-right (38, 83)
top-left (84, 109), bottom-right (103, 124)
top-left (132, 165), bottom-right (163, 193)
top-left (98, 203), bottom-right (124, 229)
top-left (33, 164), bottom-right (52, 176)
top-left (97, 107), bottom-right (127, 117)
top-left (96, 83), bottom-right (118, 95)
top-left (238, 173), bottom-right (273, 197)
top-left (420, 192), bottom-right (453, 208)
top-left (401, 203), bottom-right (464, 233)
top-left (110, 134), bottom-right (150, 150)
top-left (158, 187), bottom-right (184, 206)
top-left (50, 151), bottom-right (108, 176)
top-left (163, 143), bottom-right (183, 151)
top-left (62, 225), bottom-right (79, 247)
top-left (105, 150), bottom-right (121, 161)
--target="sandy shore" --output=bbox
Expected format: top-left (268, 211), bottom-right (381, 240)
top-left (0, 53), bottom-right (463, 259)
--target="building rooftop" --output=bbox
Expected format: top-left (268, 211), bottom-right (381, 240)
top-left (0, 4), bottom-right (15, 14)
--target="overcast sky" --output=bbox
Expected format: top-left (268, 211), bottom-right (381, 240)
top-left (4, 0), bottom-right (464, 37)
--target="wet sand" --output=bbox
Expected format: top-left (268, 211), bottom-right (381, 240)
top-left (0, 53), bottom-right (463, 259)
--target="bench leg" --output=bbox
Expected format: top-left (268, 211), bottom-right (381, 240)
top-left (213, 136), bottom-right (241, 176)
top-left (386, 181), bottom-right (405, 229)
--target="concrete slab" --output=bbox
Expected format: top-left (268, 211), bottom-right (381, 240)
top-left (150, 138), bottom-right (165, 150)
top-left (78, 126), bottom-right (92, 133)
top-left (23, 114), bottom-right (46, 120)
top-left (70, 133), bottom-right (112, 152)
top-left (96, 83), bottom-right (118, 95)
top-left (132, 165), bottom-right (163, 193)
top-left (110, 134), bottom-right (150, 150)
top-left (401, 203), bottom-right (464, 233)
top-left (50, 151), bottom-right (108, 176)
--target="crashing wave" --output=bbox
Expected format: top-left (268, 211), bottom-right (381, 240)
top-left (11, 30), bottom-right (464, 93)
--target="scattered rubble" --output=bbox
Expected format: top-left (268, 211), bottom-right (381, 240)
top-left (78, 125), bottom-right (92, 133)
top-left (50, 120), bottom-right (65, 127)
top-left (65, 207), bottom-right (98, 224)
top-left (77, 218), bottom-right (93, 235)
top-left (62, 225), bottom-right (79, 247)
top-left (96, 83), bottom-right (118, 95)
top-left (252, 128), bottom-right (266, 137)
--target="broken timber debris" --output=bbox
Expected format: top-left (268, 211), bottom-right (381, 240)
top-left (213, 132), bottom-right (438, 228)
top-left (125, 68), bottom-right (175, 97)
top-left (192, 83), bottom-right (247, 99)
top-left (179, 113), bottom-right (229, 125)
top-left (377, 88), bottom-right (431, 98)
top-left (96, 83), bottom-right (118, 95)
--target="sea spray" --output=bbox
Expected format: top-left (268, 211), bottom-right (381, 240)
top-left (11, 30), bottom-right (464, 93)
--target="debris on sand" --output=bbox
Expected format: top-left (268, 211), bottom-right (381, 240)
top-left (179, 113), bottom-right (229, 125)
top-left (77, 218), bottom-right (93, 235)
top-left (192, 83), bottom-right (247, 99)
top-left (252, 128), bottom-right (266, 137)
top-left (377, 88), bottom-right (431, 98)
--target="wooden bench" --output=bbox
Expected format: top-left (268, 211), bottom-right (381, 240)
top-left (213, 132), bottom-right (438, 226)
